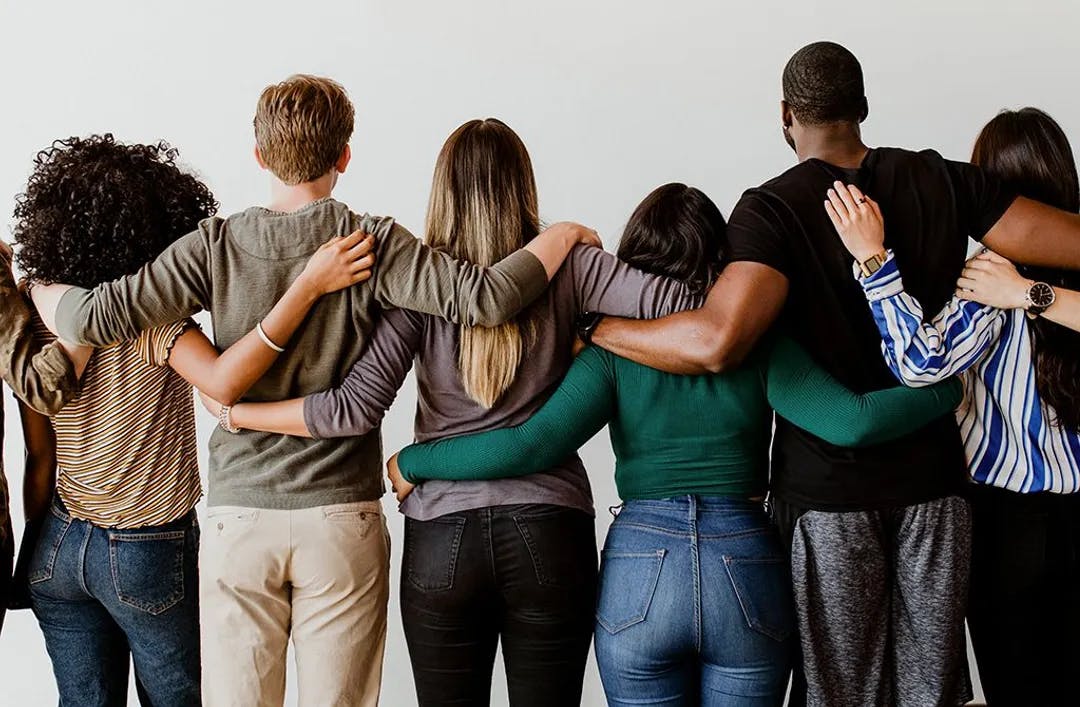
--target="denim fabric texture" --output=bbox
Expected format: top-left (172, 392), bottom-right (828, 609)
top-left (401, 504), bottom-right (597, 706)
top-left (28, 497), bottom-right (200, 707)
top-left (595, 496), bottom-right (793, 706)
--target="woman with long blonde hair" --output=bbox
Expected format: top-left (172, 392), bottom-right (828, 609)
top-left (201, 117), bottom-right (702, 704)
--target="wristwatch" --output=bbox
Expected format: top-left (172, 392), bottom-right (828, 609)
top-left (1024, 281), bottom-right (1056, 316)
top-left (577, 311), bottom-right (605, 345)
top-left (857, 251), bottom-right (889, 278)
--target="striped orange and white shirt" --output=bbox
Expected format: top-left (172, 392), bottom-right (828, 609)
top-left (35, 316), bottom-right (201, 528)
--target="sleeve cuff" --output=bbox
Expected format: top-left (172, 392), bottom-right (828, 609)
top-left (55, 286), bottom-right (92, 344)
top-left (499, 250), bottom-right (549, 309)
top-left (301, 395), bottom-right (326, 441)
top-left (396, 445), bottom-right (421, 484)
top-left (854, 250), bottom-right (904, 302)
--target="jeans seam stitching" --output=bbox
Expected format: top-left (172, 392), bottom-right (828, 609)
top-left (29, 514), bottom-right (71, 585)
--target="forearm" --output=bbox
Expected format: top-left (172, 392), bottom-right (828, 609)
top-left (374, 221), bottom-right (600, 328)
top-left (398, 349), bottom-right (614, 482)
top-left (1040, 287), bottom-right (1080, 334)
top-left (1, 284), bottom-right (78, 413)
top-left (592, 262), bottom-right (787, 374)
top-left (523, 225), bottom-right (588, 281)
top-left (592, 313), bottom-right (723, 375)
top-left (53, 229), bottom-right (210, 345)
top-left (22, 458), bottom-right (55, 522)
top-left (984, 197), bottom-right (1080, 270)
top-left (231, 399), bottom-right (312, 437)
top-left (861, 256), bottom-right (1000, 384)
top-left (767, 336), bottom-right (959, 447)
top-left (18, 403), bottom-right (56, 521)
top-left (197, 277), bottom-right (321, 405)
top-left (398, 426), bottom-right (570, 483)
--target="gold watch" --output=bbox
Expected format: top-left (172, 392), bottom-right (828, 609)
top-left (858, 251), bottom-right (889, 277)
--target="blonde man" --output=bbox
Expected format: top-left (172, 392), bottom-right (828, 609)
top-left (33, 75), bottom-right (598, 706)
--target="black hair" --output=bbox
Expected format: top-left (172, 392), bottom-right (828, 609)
top-left (972, 108), bottom-right (1080, 431)
top-left (782, 41), bottom-right (867, 125)
top-left (13, 134), bottom-right (218, 289)
top-left (616, 183), bottom-right (726, 295)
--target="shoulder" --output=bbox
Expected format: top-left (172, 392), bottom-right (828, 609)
top-left (559, 244), bottom-right (613, 282)
top-left (351, 211), bottom-right (398, 240)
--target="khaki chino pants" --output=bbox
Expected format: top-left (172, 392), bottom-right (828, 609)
top-left (200, 501), bottom-right (390, 707)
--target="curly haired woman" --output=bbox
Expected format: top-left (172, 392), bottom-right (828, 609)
top-left (12, 134), bottom-right (372, 706)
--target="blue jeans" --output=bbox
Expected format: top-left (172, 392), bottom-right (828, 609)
top-left (595, 496), bottom-right (794, 706)
top-left (28, 498), bottom-right (201, 707)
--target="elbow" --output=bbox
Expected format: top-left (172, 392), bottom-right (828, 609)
top-left (201, 380), bottom-right (241, 407)
top-left (695, 326), bottom-right (743, 374)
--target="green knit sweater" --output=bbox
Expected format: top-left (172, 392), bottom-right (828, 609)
top-left (397, 337), bottom-right (962, 501)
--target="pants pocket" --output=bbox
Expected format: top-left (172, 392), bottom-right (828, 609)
top-left (723, 555), bottom-right (795, 642)
top-left (109, 527), bottom-right (188, 616)
top-left (513, 506), bottom-right (596, 587)
top-left (28, 506), bottom-right (72, 585)
top-left (404, 516), bottom-right (466, 592)
top-left (595, 549), bottom-right (666, 634)
top-left (323, 503), bottom-right (379, 542)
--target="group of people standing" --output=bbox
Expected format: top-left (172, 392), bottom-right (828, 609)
top-left (0, 39), bottom-right (1078, 707)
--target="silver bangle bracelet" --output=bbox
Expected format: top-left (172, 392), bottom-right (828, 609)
top-left (256, 321), bottom-right (286, 353)
top-left (218, 404), bottom-right (240, 434)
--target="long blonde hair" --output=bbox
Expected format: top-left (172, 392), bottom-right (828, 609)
top-left (425, 118), bottom-right (540, 408)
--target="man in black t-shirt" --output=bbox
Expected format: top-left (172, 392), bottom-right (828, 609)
top-left (589, 42), bottom-right (1080, 707)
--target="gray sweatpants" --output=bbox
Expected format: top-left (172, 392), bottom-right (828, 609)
top-left (782, 495), bottom-right (972, 707)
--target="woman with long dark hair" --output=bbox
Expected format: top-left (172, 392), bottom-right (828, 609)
top-left (380, 182), bottom-right (962, 706)
top-left (825, 108), bottom-right (1080, 706)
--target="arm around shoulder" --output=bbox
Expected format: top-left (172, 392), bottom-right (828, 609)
top-left (53, 224), bottom-right (214, 346)
top-left (372, 221), bottom-right (599, 328)
top-left (592, 261), bottom-right (788, 375)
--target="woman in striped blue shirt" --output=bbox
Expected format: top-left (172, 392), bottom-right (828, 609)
top-left (823, 107), bottom-right (1080, 706)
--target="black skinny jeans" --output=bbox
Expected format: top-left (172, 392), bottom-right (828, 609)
top-left (966, 483), bottom-right (1080, 707)
top-left (401, 504), bottom-right (598, 707)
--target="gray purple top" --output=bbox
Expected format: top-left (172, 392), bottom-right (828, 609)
top-left (303, 245), bottom-right (702, 520)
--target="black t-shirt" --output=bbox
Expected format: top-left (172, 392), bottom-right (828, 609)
top-left (728, 147), bottom-right (1015, 511)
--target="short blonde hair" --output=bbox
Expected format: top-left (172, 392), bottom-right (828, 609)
top-left (253, 74), bottom-right (354, 185)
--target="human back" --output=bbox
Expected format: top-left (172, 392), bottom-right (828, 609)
top-left (734, 147), bottom-right (1012, 509)
top-left (399, 123), bottom-right (701, 520)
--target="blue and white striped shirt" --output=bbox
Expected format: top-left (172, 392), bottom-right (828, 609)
top-left (859, 251), bottom-right (1080, 494)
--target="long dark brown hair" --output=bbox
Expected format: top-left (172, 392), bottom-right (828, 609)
top-left (972, 107), bottom-right (1080, 430)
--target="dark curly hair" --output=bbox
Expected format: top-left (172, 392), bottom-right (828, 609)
top-left (13, 134), bottom-right (218, 289)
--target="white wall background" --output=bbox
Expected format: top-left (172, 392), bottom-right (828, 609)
top-left (1, 0), bottom-right (1078, 703)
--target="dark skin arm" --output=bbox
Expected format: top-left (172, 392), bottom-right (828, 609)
top-left (590, 261), bottom-right (789, 374)
top-left (19, 402), bottom-right (56, 523)
top-left (982, 196), bottom-right (1080, 269)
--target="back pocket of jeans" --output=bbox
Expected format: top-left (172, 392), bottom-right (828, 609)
top-left (404, 516), bottom-right (466, 592)
top-left (109, 529), bottom-right (187, 615)
top-left (514, 506), bottom-right (596, 588)
top-left (723, 556), bottom-right (795, 642)
top-left (595, 549), bottom-right (666, 634)
top-left (28, 507), bottom-right (72, 585)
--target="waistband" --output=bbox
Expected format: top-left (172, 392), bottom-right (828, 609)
top-left (621, 495), bottom-right (766, 513)
top-left (52, 495), bottom-right (197, 532)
